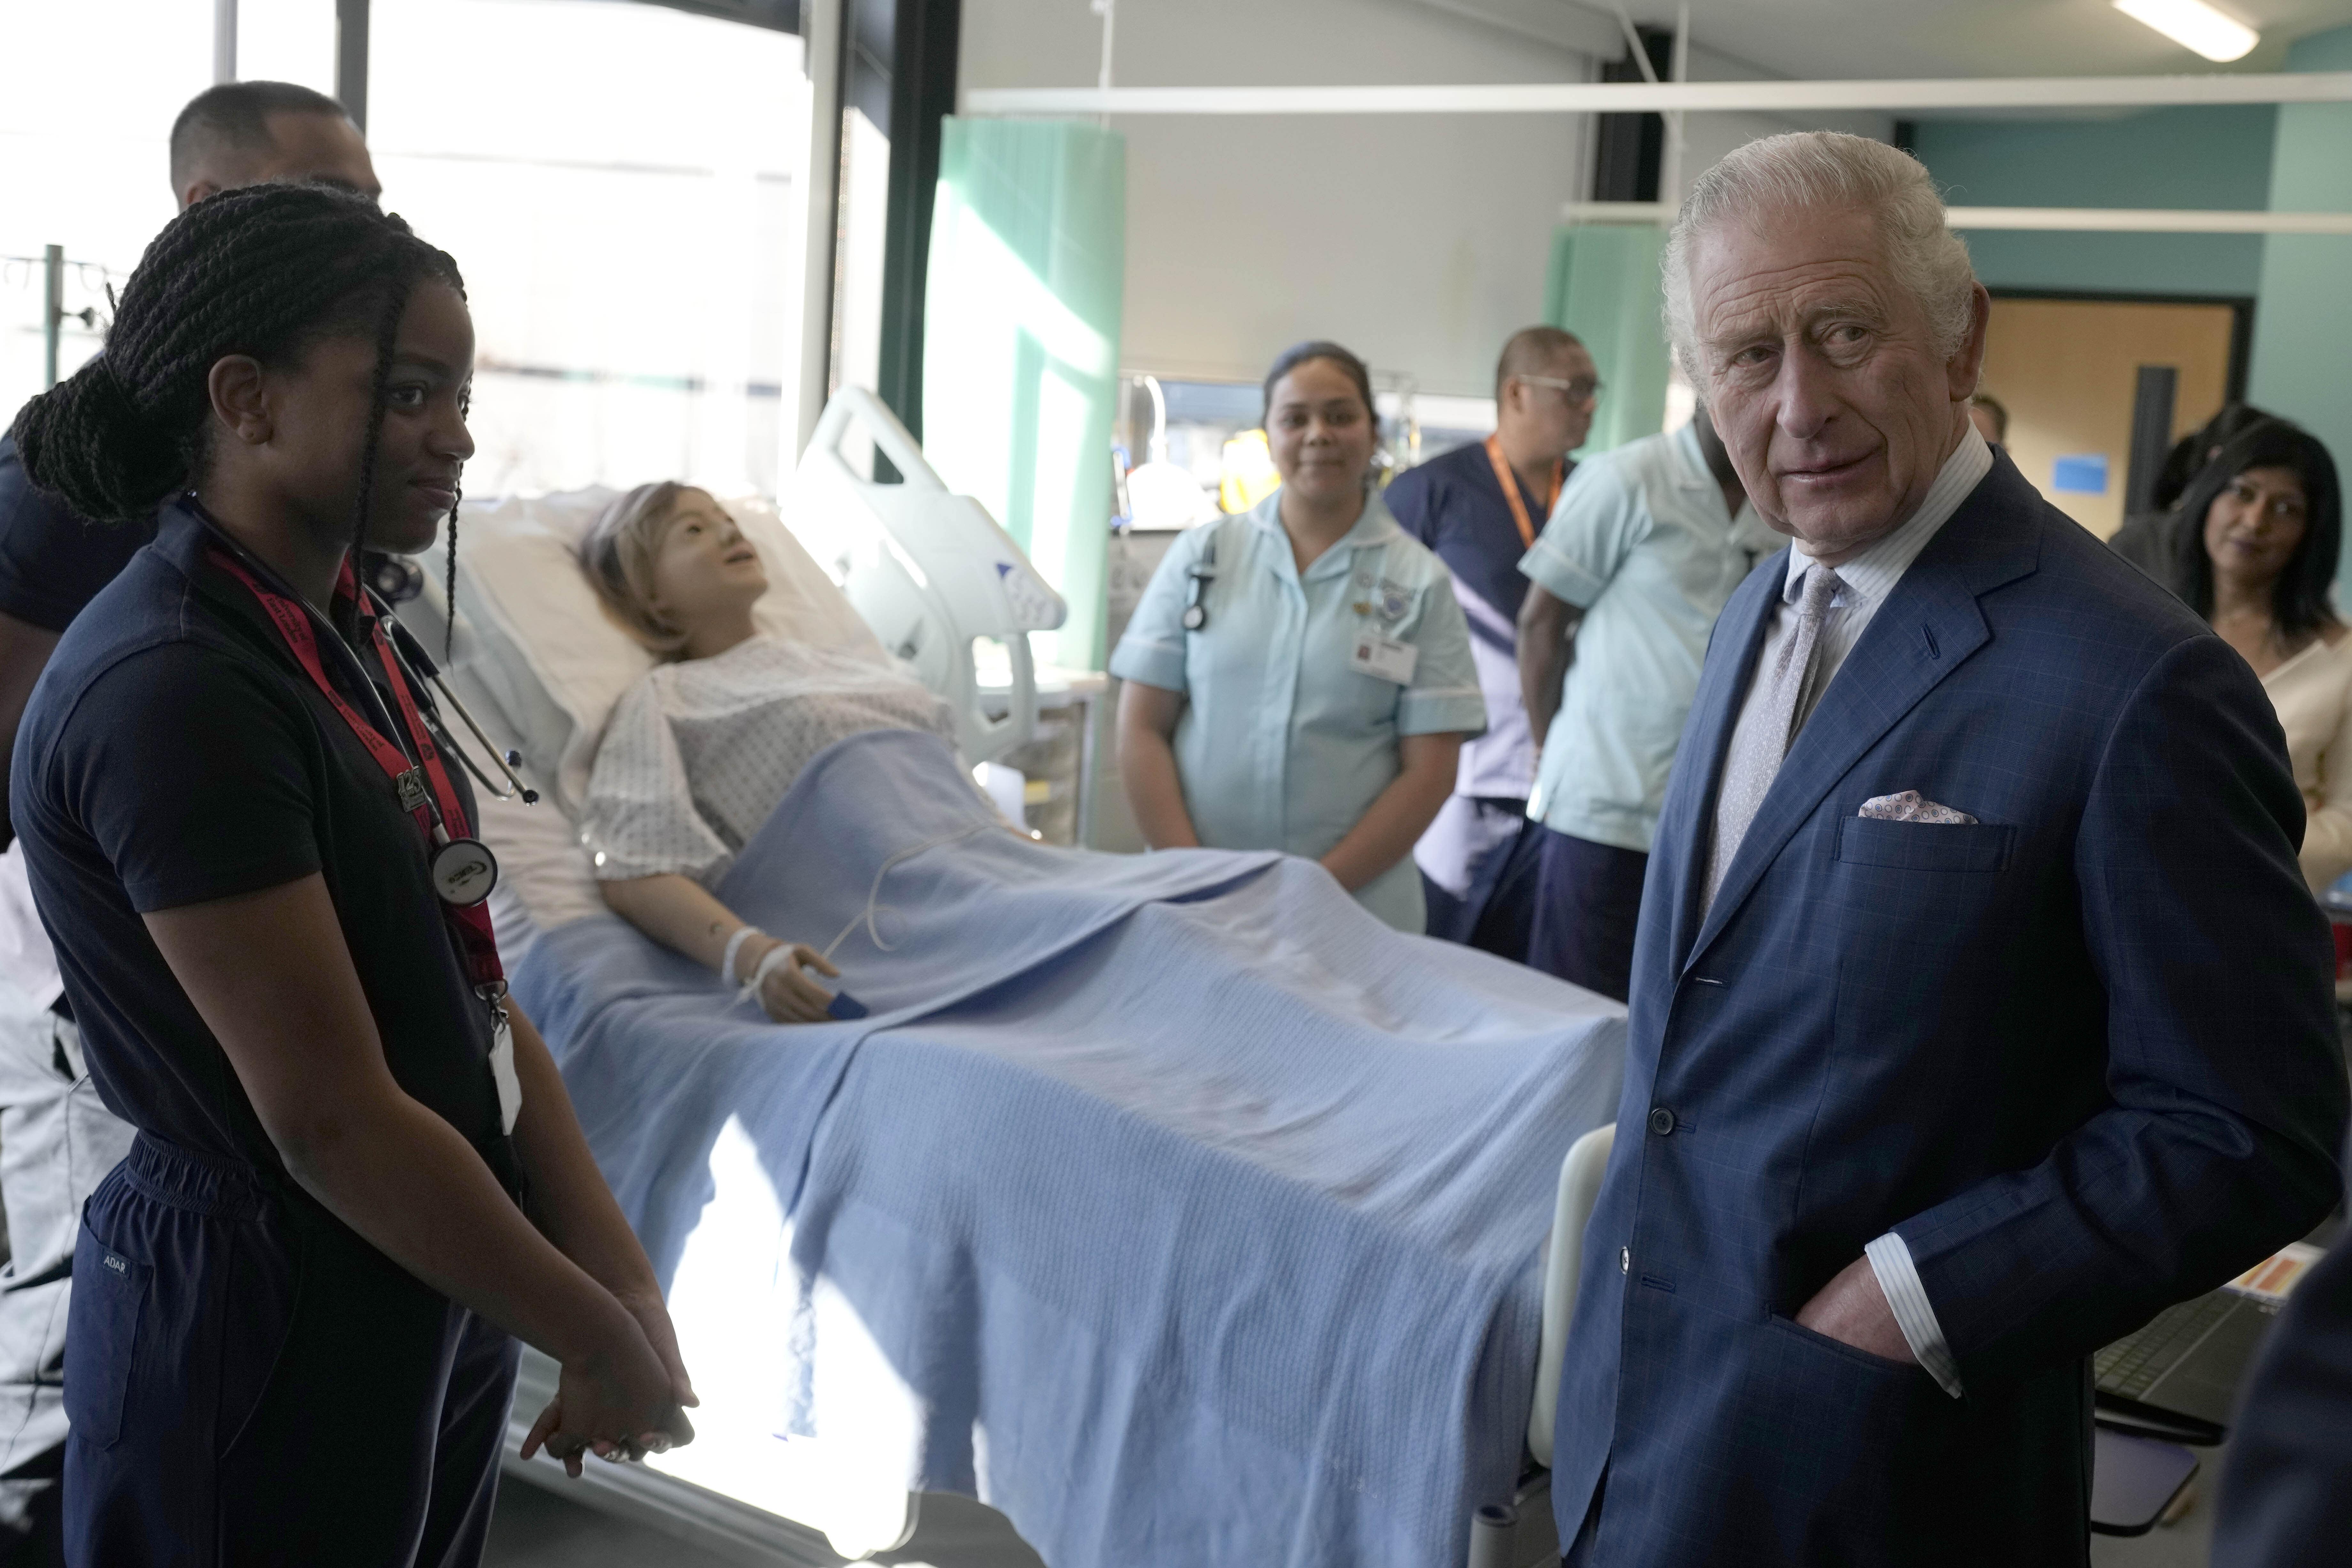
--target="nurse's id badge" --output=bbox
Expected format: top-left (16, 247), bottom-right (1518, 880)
top-left (1349, 631), bottom-right (1418, 685)
top-left (487, 1004), bottom-right (522, 1135)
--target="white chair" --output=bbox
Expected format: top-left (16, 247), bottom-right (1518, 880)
top-left (1528, 1121), bottom-right (1616, 1468)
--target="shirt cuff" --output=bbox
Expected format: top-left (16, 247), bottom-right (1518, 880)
top-left (1107, 634), bottom-right (1187, 693)
top-left (1864, 1232), bottom-right (1964, 1399)
top-left (1517, 538), bottom-right (1606, 608)
top-left (1396, 687), bottom-right (1488, 737)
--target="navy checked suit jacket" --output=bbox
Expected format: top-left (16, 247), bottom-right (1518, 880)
top-left (1549, 455), bottom-right (2348, 1566)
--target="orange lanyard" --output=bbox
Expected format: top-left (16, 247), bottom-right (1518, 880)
top-left (1484, 435), bottom-right (1561, 550)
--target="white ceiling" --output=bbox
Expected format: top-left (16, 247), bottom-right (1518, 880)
top-left (1577, 0), bottom-right (2352, 80)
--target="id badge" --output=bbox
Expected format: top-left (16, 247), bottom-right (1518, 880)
top-left (1349, 631), bottom-right (1419, 685)
top-left (488, 1006), bottom-right (522, 1135)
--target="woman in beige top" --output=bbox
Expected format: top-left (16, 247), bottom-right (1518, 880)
top-left (2178, 420), bottom-right (2351, 892)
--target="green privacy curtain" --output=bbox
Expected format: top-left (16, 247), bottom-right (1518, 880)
top-left (922, 117), bottom-right (1126, 671)
top-left (1544, 221), bottom-right (1671, 458)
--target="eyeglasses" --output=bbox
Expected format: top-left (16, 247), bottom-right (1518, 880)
top-left (1517, 374), bottom-right (1603, 406)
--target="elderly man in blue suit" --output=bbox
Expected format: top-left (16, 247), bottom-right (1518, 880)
top-left (1550, 129), bottom-right (2349, 1565)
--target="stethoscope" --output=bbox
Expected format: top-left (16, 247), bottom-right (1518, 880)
top-left (339, 583), bottom-right (542, 906)
top-left (362, 585), bottom-right (539, 808)
top-left (1181, 537), bottom-right (1216, 631)
top-left (194, 508), bottom-right (539, 907)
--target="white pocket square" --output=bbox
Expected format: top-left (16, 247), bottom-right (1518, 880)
top-left (1858, 791), bottom-right (1977, 825)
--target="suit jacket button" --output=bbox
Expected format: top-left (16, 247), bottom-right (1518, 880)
top-left (1619, 1246), bottom-right (1630, 1274)
top-left (1648, 1106), bottom-right (1676, 1136)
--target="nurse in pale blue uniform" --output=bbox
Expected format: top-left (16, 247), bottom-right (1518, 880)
top-left (1112, 342), bottom-right (1485, 932)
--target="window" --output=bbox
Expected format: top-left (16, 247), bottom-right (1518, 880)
top-left (0, 0), bottom-right (813, 503)
top-left (371, 0), bottom-right (811, 498)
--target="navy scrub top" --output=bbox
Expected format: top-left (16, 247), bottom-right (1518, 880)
top-left (0, 436), bottom-right (155, 633)
top-left (10, 499), bottom-right (509, 1180)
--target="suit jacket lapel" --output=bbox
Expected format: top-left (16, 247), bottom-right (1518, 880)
top-left (1684, 459), bottom-right (2043, 969)
top-left (1663, 554), bottom-right (1784, 974)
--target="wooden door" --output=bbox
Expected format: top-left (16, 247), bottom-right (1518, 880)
top-left (1978, 296), bottom-right (2240, 539)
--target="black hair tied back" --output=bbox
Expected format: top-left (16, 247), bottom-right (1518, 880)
top-left (9, 354), bottom-right (185, 528)
top-left (7, 183), bottom-right (465, 538)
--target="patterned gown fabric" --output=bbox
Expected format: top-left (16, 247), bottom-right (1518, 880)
top-left (579, 635), bottom-right (956, 884)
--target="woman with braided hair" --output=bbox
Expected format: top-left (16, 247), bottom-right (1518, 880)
top-left (6, 183), bottom-right (694, 1565)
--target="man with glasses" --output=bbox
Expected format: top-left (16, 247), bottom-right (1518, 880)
top-left (1514, 402), bottom-right (1769, 1000)
top-left (1387, 327), bottom-right (1599, 961)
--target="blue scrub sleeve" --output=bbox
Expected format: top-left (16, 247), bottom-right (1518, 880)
top-left (1518, 458), bottom-right (1647, 611)
top-left (48, 645), bottom-right (322, 913)
top-left (1395, 574), bottom-right (1487, 738)
top-left (1107, 527), bottom-right (1206, 693)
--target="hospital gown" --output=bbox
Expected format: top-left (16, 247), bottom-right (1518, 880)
top-left (580, 635), bottom-right (955, 884)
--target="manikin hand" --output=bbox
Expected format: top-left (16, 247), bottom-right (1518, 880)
top-left (735, 935), bottom-right (840, 1024)
top-left (1795, 1256), bottom-right (1918, 1364)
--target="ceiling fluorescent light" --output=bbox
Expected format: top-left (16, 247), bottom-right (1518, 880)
top-left (2113, 0), bottom-right (2259, 62)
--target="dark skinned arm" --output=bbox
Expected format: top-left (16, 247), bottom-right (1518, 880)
top-left (0, 611), bottom-right (63, 850)
top-left (144, 874), bottom-right (693, 1473)
top-left (505, 1000), bottom-right (699, 1420)
top-left (1516, 585), bottom-right (1585, 753)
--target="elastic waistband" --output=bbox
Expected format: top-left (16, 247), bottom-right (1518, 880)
top-left (121, 1133), bottom-right (276, 1220)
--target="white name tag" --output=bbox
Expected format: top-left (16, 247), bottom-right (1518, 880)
top-left (489, 1008), bottom-right (522, 1135)
top-left (1349, 632), bottom-right (1419, 685)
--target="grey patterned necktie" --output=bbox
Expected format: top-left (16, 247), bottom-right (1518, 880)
top-left (1704, 563), bottom-right (1845, 913)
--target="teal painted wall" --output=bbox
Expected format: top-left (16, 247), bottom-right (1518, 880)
top-left (1907, 105), bottom-right (2276, 298)
top-left (1545, 222), bottom-right (1669, 458)
top-left (923, 118), bottom-right (1126, 670)
top-left (2248, 23), bottom-right (2352, 606)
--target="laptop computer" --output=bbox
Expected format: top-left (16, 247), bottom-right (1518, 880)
top-left (2092, 1242), bottom-right (2323, 1438)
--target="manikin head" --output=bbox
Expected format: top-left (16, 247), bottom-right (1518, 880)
top-left (169, 80), bottom-right (380, 211)
top-left (1665, 131), bottom-right (1990, 566)
top-left (579, 483), bottom-right (769, 658)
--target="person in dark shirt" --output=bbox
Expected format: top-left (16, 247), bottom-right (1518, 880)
top-left (1384, 325), bottom-right (1597, 962)
top-left (2212, 1134), bottom-right (2352, 1567)
top-left (0, 80), bottom-right (380, 1564)
top-left (10, 180), bottom-right (693, 1568)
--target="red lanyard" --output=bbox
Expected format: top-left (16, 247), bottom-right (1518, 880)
top-left (1484, 434), bottom-right (1562, 550)
top-left (208, 547), bottom-right (506, 998)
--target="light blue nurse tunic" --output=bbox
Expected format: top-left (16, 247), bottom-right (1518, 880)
top-left (1110, 489), bottom-right (1486, 931)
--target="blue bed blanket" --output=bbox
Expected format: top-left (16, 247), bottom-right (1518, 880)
top-left (514, 730), bottom-right (1627, 1567)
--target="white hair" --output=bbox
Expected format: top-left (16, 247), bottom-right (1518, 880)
top-left (1661, 131), bottom-right (1978, 380)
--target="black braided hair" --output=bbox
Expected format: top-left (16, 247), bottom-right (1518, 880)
top-left (8, 183), bottom-right (467, 635)
top-left (444, 382), bottom-right (469, 660)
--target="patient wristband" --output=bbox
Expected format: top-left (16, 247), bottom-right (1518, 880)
top-left (740, 940), bottom-right (799, 1001)
top-left (720, 925), bottom-right (765, 987)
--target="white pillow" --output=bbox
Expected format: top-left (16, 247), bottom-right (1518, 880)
top-left (406, 486), bottom-right (890, 931)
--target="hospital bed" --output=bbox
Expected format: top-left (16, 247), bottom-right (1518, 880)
top-left (396, 390), bottom-right (1624, 1568)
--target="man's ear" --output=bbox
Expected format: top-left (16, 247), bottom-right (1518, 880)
top-left (179, 178), bottom-right (221, 212)
top-left (1947, 283), bottom-right (1992, 403)
top-left (206, 356), bottom-right (275, 448)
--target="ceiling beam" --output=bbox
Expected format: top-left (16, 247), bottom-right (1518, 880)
top-left (1403, 0), bottom-right (1622, 57)
top-left (966, 71), bottom-right (2352, 117)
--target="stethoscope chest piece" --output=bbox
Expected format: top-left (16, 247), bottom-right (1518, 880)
top-left (432, 837), bottom-right (499, 907)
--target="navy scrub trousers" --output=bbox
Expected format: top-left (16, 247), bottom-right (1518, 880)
top-left (67, 1136), bottom-right (520, 1567)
